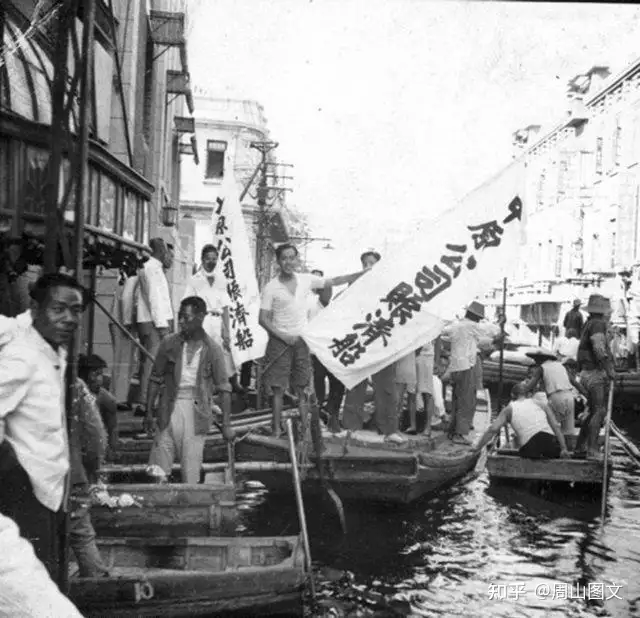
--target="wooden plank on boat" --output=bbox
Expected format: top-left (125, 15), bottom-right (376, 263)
top-left (91, 484), bottom-right (237, 537)
top-left (96, 535), bottom-right (302, 572)
top-left (486, 451), bottom-right (607, 484)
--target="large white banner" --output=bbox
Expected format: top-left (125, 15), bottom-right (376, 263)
top-left (211, 180), bottom-right (268, 366)
top-left (302, 161), bottom-right (526, 389)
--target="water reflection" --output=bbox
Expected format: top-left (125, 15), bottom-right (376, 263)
top-left (236, 438), bottom-right (640, 617)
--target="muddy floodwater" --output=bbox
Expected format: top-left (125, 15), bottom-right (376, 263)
top-left (236, 409), bottom-right (640, 617)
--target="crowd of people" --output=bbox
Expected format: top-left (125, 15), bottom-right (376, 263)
top-left (0, 236), bottom-right (619, 613)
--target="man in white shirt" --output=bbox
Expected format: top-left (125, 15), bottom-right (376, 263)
top-left (554, 327), bottom-right (580, 363)
top-left (182, 244), bottom-right (234, 379)
top-left (136, 238), bottom-right (174, 412)
top-left (0, 513), bottom-right (83, 617)
top-left (0, 273), bottom-right (86, 585)
top-left (440, 301), bottom-right (502, 445)
top-left (259, 244), bottom-right (364, 437)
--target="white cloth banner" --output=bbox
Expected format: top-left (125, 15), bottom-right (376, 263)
top-left (302, 161), bottom-right (526, 389)
top-left (211, 179), bottom-right (268, 366)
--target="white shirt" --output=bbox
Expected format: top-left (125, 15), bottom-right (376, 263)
top-left (307, 293), bottom-right (323, 322)
top-left (442, 319), bottom-right (501, 373)
top-left (260, 273), bottom-right (325, 336)
top-left (0, 326), bottom-right (69, 512)
top-left (554, 336), bottom-right (579, 361)
top-left (0, 310), bottom-right (32, 346)
top-left (136, 257), bottom-right (174, 328)
top-left (0, 514), bottom-right (83, 617)
top-left (179, 345), bottom-right (202, 390)
top-left (510, 399), bottom-right (554, 446)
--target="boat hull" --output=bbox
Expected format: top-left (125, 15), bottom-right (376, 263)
top-left (90, 483), bottom-right (237, 537)
top-left (486, 449), bottom-right (609, 485)
top-left (234, 393), bottom-right (491, 504)
top-left (69, 536), bottom-right (306, 617)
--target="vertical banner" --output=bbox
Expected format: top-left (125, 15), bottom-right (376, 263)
top-left (302, 160), bottom-right (527, 388)
top-left (211, 180), bottom-right (268, 366)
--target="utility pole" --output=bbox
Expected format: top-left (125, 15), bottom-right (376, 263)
top-left (249, 141), bottom-right (278, 289)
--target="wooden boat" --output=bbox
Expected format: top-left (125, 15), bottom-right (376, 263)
top-left (486, 448), bottom-right (609, 486)
top-left (90, 483), bottom-right (237, 538)
top-left (69, 535), bottom-right (306, 617)
top-left (482, 354), bottom-right (640, 408)
top-left (115, 408), bottom-right (273, 465)
top-left (233, 390), bottom-right (493, 504)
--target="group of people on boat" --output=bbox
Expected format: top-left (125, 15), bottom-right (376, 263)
top-left (475, 293), bottom-right (615, 461)
top-left (0, 233), bottom-right (619, 614)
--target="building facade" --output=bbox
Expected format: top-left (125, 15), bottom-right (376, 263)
top-left (180, 92), bottom-right (288, 287)
top-left (0, 0), bottom-right (197, 368)
top-left (483, 59), bottom-right (640, 337)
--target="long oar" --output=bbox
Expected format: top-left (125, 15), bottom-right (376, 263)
top-left (285, 418), bottom-right (316, 603)
top-left (600, 380), bottom-right (615, 528)
top-left (309, 398), bottom-right (347, 534)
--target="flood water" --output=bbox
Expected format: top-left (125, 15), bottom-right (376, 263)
top-left (237, 409), bottom-right (640, 617)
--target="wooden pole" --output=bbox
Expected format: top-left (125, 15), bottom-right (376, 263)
top-left (45, 1), bottom-right (75, 272)
top-left (496, 277), bottom-right (507, 415)
top-left (91, 295), bottom-right (154, 362)
top-left (285, 418), bottom-right (316, 603)
top-left (600, 380), bottom-right (615, 528)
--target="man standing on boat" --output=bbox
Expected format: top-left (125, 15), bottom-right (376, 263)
top-left (522, 348), bottom-right (587, 434)
top-left (441, 301), bottom-right (502, 445)
top-left (145, 296), bottom-right (231, 483)
top-left (135, 238), bottom-right (174, 415)
top-left (575, 294), bottom-right (615, 459)
top-left (259, 244), bottom-right (364, 438)
top-left (473, 382), bottom-right (570, 459)
top-left (563, 298), bottom-right (585, 337)
top-left (341, 251), bottom-right (407, 443)
top-left (183, 244), bottom-right (236, 386)
top-left (0, 273), bottom-right (86, 585)
top-left (307, 269), bottom-right (345, 433)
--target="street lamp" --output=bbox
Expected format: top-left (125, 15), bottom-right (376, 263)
top-left (161, 201), bottom-right (178, 227)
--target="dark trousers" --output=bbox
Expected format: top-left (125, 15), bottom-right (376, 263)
top-left (519, 432), bottom-right (561, 459)
top-left (448, 367), bottom-right (476, 436)
top-left (240, 361), bottom-right (253, 389)
top-left (312, 355), bottom-right (345, 414)
top-left (0, 442), bottom-right (65, 586)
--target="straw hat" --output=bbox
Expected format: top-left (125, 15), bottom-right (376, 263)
top-left (584, 294), bottom-right (611, 315)
top-left (466, 301), bottom-right (485, 320)
top-left (525, 348), bottom-right (558, 363)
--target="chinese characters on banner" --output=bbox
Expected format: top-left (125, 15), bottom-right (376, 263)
top-left (211, 182), bottom-right (268, 366)
top-left (302, 161), bottom-right (526, 389)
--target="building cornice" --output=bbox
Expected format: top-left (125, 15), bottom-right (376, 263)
top-left (195, 118), bottom-right (269, 137)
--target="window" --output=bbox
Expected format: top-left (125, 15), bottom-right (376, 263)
top-left (536, 170), bottom-right (546, 210)
top-left (595, 137), bottom-right (603, 175)
top-left (557, 157), bottom-right (568, 200)
top-left (122, 191), bottom-right (136, 241)
top-left (612, 117), bottom-right (622, 167)
top-left (23, 146), bottom-right (50, 214)
top-left (579, 151), bottom-right (592, 189)
top-left (554, 245), bottom-right (563, 277)
top-left (611, 227), bottom-right (617, 269)
top-left (205, 140), bottom-right (227, 179)
top-left (99, 173), bottom-right (116, 232)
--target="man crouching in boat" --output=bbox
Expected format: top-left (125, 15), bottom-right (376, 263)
top-left (144, 296), bottom-right (231, 483)
top-left (472, 382), bottom-right (570, 459)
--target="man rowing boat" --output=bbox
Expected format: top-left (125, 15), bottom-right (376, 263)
top-left (473, 382), bottom-right (570, 459)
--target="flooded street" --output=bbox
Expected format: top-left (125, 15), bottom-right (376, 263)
top-left (238, 410), bottom-right (640, 617)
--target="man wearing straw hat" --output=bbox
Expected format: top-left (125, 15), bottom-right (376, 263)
top-left (522, 348), bottom-right (584, 433)
top-left (441, 300), bottom-right (502, 445)
top-left (575, 293), bottom-right (615, 459)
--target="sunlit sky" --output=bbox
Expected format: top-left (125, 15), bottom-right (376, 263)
top-left (187, 1), bottom-right (640, 275)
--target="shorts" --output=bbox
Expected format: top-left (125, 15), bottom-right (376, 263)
top-left (263, 336), bottom-right (311, 392)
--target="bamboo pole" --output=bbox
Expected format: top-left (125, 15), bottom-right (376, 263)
top-left (91, 295), bottom-right (154, 363)
top-left (600, 380), bottom-right (615, 528)
top-left (285, 418), bottom-right (316, 602)
top-left (101, 461), bottom-right (314, 476)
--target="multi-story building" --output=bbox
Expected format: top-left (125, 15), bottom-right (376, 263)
top-left (180, 91), bottom-right (289, 287)
top-left (0, 1), bottom-right (197, 369)
top-left (483, 58), bottom-right (640, 337)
